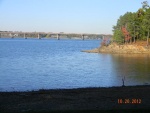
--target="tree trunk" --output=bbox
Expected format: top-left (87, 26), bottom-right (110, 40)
top-left (134, 26), bottom-right (135, 43)
top-left (130, 37), bottom-right (132, 44)
top-left (147, 30), bottom-right (149, 46)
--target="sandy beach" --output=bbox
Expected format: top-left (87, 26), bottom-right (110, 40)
top-left (0, 85), bottom-right (150, 113)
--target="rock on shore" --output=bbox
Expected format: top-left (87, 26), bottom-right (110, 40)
top-left (81, 48), bottom-right (100, 53)
top-left (82, 43), bottom-right (150, 54)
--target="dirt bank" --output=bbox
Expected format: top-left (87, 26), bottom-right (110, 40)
top-left (0, 85), bottom-right (150, 113)
top-left (82, 43), bottom-right (150, 54)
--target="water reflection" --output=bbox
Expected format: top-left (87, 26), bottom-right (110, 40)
top-left (111, 54), bottom-right (150, 85)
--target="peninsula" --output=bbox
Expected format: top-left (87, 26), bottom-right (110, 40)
top-left (82, 41), bottom-right (150, 54)
top-left (83, 1), bottom-right (150, 54)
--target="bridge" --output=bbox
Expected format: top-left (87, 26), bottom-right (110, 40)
top-left (0, 31), bottom-right (112, 40)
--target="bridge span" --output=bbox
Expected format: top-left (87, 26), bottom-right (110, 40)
top-left (0, 31), bottom-right (112, 40)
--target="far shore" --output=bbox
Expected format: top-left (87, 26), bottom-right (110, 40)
top-left (1, 85), bottom-right (150, 113)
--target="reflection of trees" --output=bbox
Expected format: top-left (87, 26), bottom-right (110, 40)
top-left (111, 54), bottom-right (150, 82)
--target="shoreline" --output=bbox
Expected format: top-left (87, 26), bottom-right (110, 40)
top-left (1, 85), bottom-right (150, 112)
top-left (81, 48), bottom-right (99, 53)
top-left (1, 84), bottom-right (149, 93)
top-left (82, 43), bottom-right (150, 54)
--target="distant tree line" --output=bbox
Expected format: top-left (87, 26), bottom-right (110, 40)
top-left (113, 1), bottom-right (150, 45)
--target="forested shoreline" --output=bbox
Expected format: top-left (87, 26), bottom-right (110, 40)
top-left (113, 1), bottom-right (150, 45)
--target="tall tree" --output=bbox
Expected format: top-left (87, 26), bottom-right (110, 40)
top-left (112, 1), bottom-right (150, 45)
top-left (142, 1), bottom-right (150, 45)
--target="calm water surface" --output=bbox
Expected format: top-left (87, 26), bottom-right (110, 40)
top-left (0, 38), bottom-right (150, 91)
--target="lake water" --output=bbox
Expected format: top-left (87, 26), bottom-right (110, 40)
top-left (0, 38), bottom-right (150, 91)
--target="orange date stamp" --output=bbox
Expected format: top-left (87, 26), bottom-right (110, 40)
top-left (118, 98), bottom-right (142, 104)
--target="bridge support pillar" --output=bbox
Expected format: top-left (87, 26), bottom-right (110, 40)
top-left (24, 33), bottom-right (27, 39)
top-left (82, 34), bottom-right (84, 40)
top-left (102, 35), bottom-right (105, 40)
top-left (38, 33), bottom-right (41, 39)
top-left (11, 33), bottom-right (14, 38)
top-left (57, 34), bottom-right (60, 40)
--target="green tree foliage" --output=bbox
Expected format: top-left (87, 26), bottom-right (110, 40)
top-left (113, 1), bottom-right (150, 45)
top-left (113, 29), bottom-right (124, 44)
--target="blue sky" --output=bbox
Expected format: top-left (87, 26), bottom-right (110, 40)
top-left (0, 0), bottom-right (149, 34)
